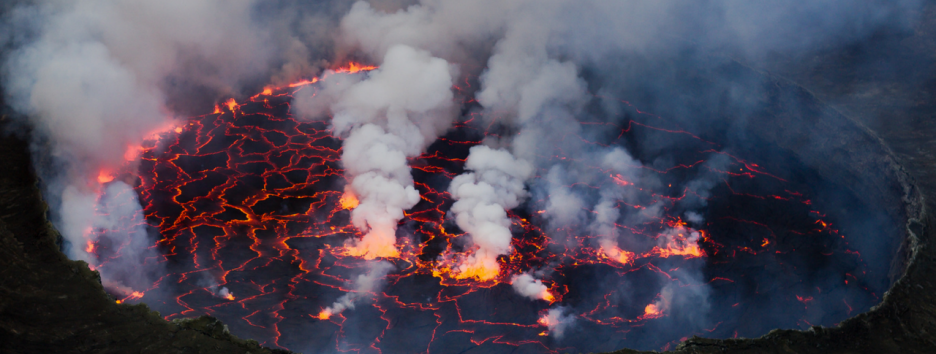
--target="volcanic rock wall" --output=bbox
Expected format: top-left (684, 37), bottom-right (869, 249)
top-left (1, 45), bottom-right (932, 354)
top-left (612, 5), bottom-right (936, 354)
top-left (0, 101), bottom-right (292, 353)
top-left (3, 2), bottom-right (936, 354)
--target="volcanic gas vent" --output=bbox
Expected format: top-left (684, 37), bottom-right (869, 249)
top-left (67, 64), bottom-right (902, 353)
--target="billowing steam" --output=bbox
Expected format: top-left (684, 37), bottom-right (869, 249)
top-left (538, 307), bottom-right (575, 338)
top-left (65, 181), bottom-right (161, 297)
top-left (444, 145), bottom-right (532, 280)
top-left (1, 0), bottom-right (277, 297)
top-left (511, 272), bottom-right (554, 301)
top-left (318, 260), bottom-right (395, 320)
top-left (0, 0), bottom-right (922, 352)
top-left (293, 44), bottom-right (455, 259)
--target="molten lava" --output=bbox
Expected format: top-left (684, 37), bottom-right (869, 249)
top-left (339, 190), bottom-right (359, 210)
top-left (602, 246), bottom-right (636, 265)
top-left (79, 64), bottom-right (877, 353)
top-left (448, 254), bottom-right (502, 281)
top-left (642, 303), bottom-right (664, 319)
top-left (97, 170), bottom-right (115, 184)
top-left (224, 98), bottom-right (238, 112)
top-left (340, 62), bottom-right (378, 73)
top-left (343, 228), bottom-right (400, 259)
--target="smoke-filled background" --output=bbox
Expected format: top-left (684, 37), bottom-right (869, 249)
top-left (0, 0), bottom-right (925, 352)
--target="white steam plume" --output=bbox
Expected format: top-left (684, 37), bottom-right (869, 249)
top-left (431, 2), bottom-right (587, 290)
top-left (591, 147), bottom-right (641, 263)
top-left (338, 1), bottom-right (517, 64)
top-left (71, 181), bottom-right (161, 296)
top-left (2, 0), bottom-right (278, 294)
top-left (538, 307), bottom-right (575, 338)
top-left (318, 260), bottom-right (395, 319)
top-left (543, 165), bottom-right (586, 228)
top-left (5, 0), bottom-right (273, 166)
top-left (510, 272), bottom-right (553, 301)
top-left (2, 0), bottom-right (920, 336)
top-left (446, 145), bottom-right (533, 280)
top-left (293, 44), bottom-right (456, 259)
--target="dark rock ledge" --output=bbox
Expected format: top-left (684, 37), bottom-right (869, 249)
top-left (5, 5), bottom-right (936, 354)
top-left (0, 116), bottom-right (293, 354)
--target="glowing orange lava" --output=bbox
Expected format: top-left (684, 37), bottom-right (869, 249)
top-left (339, 191), bottom-right (359, 210)
top-left (344, 228), bottom-right (401, 259)
top-left (339, 62), bottom-right (378, 74)
top-left (653, 243), bottom-right (704, 258)
top-left (643, 303), bottom-right (663, 318)
top-left (602, 246), bottom-right (636, 265)
top-left (611, 173), bottom-right (631, 186)
top-left (542, 290), bottom-right (555, 302)
top-left (97, 170), bottom-right (114, 184)
top-left (287, 77), bottom-right (319, 88)
top-left (87, 62), bottom-right (867, 353)
top-left (224, 98), bottom-right (238, 112)
top-left (651, 227), bottom-right (705, 258)
top-left (446, 255), bottom-right (501, 281)
top-left (537, 314), bottom-right (552, 327)
top-left (117, 291), bottom-right (144, 304)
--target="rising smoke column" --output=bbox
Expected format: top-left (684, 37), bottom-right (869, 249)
top-left (69, 181), bottom-right (162, 297)
top-left (318, 260), bottom-right (395, 319)
top-left (443, 145), bottom-right (533, 280)
top-left (511, 272), bottom-right (554, 301)
top-left (1, 0), bottom-right (280, 297)
top-left (590, 147), bottom-right (642, 264)
top-left (293, 44), bottom-right (456, 259)
top-left (332, 1), bottom-right (618, 289)
top-left (2, 0), bottom-right (922, 348)
top-left (327, 1), bottom-right (590, 284)
top-left (538, 307), bottom-right (575, 338)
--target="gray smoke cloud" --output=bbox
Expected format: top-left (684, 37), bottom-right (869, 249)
top-left (316, 0), bottom-right (920, 338)
top-left (67, 181), bottom-right (162, 297)
top-left (539, 306), bottom-right (575, 338)
top-left (1, 0), bottom-right (285, 297)
top-left (0, 0), bottom-right (923, 349)
top-left (293, 44), bottom-right (456, 258)
top-left (320, 260), bottom-right (395, 319)
top-left (511, 272), bottom-right (552, 301)
top-left (446, 145), bottom-right (533, 279)
top-left (0, 0), bottom-right (377, 299)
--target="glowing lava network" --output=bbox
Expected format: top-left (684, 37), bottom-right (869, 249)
top-left (81, 64), bottom-right (878, 353)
